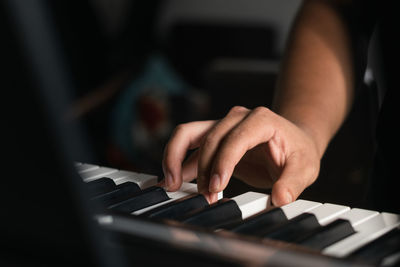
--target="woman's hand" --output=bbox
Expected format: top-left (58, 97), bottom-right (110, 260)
top-left (162, 106), bottom-right (321, 206)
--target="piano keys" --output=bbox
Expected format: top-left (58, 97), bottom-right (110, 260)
top-left (77, 162), bottom-right (400, 266)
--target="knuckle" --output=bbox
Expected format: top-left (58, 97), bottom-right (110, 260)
top-left (252, 106), bottom-right (271, 116)
top-left (228, 105), bottom-right (249, 115)
top-left (173, 123), bottom-right (188, 135)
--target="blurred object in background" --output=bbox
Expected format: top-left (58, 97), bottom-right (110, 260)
top-left (107, 0), bottom-right (295, 174)
top-left (54, 0), bottom-right (163, 167)
top-left (156, 0), bottom-right (302, 56)
top-left (109, 54), bottom-right (210, 175)
top-left (164, 22), bottom-right (278, 87)
top-left (60, 0), bottom-right (374, 207)
top-left (64, 0), bottom-right (295, 174)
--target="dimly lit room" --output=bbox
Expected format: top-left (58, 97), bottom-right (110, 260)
top-left (2, 0), bottom-right (399, 266)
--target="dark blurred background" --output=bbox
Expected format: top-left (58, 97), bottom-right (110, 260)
top-left (54, 0), bottom-right (376, 208)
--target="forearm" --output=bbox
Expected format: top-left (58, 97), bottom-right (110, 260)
top-left (273, 0), bottom-right (355, 158)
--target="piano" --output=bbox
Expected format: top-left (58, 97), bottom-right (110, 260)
top-left (4, 0), bottom-right (398, 265)
top-left (77, 162), bottom-right (400, 267)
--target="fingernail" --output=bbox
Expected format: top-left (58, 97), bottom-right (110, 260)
top-left (209, 174), bottom-right (220, 192)
top-left (204, 192), bottom-right (218, 204)
top-left (210, 193), bottom-right (218, 203)
top-left (165, 172), bottom-right (173, 190)
top-left (284, 191), bottom-right (293, 204)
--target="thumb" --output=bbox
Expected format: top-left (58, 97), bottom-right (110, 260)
top-left (271, 158), bottom-right (313, 207)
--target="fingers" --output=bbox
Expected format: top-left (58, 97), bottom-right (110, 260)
top-left (181, 150), bottom-right (221, 204)
top-left (209, 107), bottom-right (277, 193)
top-left (196, 106), bottom-right (250, 196)
top-left (164, 105), bottom-right (320, 207)
top-left (162, 121), bottom-right (215, 191)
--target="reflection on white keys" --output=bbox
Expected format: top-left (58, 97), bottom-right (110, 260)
top-left (336, 208), bottom-right (379, 227)
top-left (76, 163), bottom-right (99, 173)
top-left (76, 163), bottom-right (224, 216)
top-left (231, 192), bottom-right (270, 219)
top-left (81, 167), bottom-right (118, 182)
top-left (77, 162), bottom-right (400, 264)
top-left (323, 212), bottom-right (400, 257)
top-left (306, 203), bottom-right (350, 225)
top-left (87, 169), bottom-right (158, 189)
top-left (280, 199), bottom-right (322, 219)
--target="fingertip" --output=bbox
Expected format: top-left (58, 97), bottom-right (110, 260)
top-left (203, 192), bottom-right (218, 204)
top-left (197, 181), bottom-right (218, 204)
top-left (271, 184), bottom-right (294, 207)
top-left (164, 172), bottom-right (182, 192)
top-left (209, 192), bottom-right (218, 203)
top-left (209, 174), bottom-right (220, 193)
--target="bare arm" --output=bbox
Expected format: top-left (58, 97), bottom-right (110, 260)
top-left (162, 0), bottom-right (357, 206)
top-left (274, 0), bottom-right (356, 157)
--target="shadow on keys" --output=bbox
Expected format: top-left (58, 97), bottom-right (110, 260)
top-left (2, 0), bottom-right (399, 266)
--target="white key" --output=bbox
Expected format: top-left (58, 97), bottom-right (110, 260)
top-left (166, 183), bottom-right (198, 198)
top-left (133, 198), bottom-right (179, 215)
top-left (307, 203), bottom-right (350, 225)
top-left (76, 164), bottom-right (99, 173)
top-left (337, 208), bottom-right (379, 227)
top-left (166, 183), bottom-right (223, 199)
top-left (381, 251), bottom-right (400, 267)
top-left (134, 184), bottom-right (197, 215)
top-left (232, 192), bottom-right (269, 220)
top-left (323, 212), bottom-right (400, 257)
top-left (135, 173), bottom-right (160, 188)
top-left (81, 167), bottom-right (118, 182)
top-left (100, 170), bottom-right (139, 181)
top-left (281, 199), bottom-right (322, 220)
top-left (78, 166), bottom-right (158, 189)
top-left (134, 183), bottom-right (223, 215)
top-left (114, 173), bottom-right (158, 189)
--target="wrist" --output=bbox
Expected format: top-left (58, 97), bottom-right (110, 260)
top-left (293, 121), bottom-right (328, 159)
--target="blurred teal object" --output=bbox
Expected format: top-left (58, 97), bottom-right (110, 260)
top-left (110, 54), bottom-right (189, 170)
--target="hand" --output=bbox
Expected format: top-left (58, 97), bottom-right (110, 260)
top-left (162, 106), bottom-right (321, 205)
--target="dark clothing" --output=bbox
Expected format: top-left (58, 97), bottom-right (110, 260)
top-left (343, 0), bottom-right (398, 213)
top-left (368, 10), bottom-right (398, 213)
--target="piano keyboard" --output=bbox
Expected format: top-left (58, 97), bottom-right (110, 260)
top-left (77, 162), bottom-right (400, 266)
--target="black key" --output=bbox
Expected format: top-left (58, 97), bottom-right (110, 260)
top-left (108, 186), bottom-right (169, 213)
top-left (86, 177), bottom-right (116, 196)
top-left (262, 213), bottom-right (320, 242)
top-left (91, 182), bottom-right (141, 206)
top-left (348, 228), bottom-right (400, 265)
top-left (295, 219), bottom-right (356, 250)
top-left (226, 208), bottom-right (288, 235)
top-left (141, 194), bottom-right (209, 220)
top-left (178, 199), bottom-right (242, 229)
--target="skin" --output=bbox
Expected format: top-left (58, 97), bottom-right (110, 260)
top-left (162, 0), bottom-right (356, 206)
